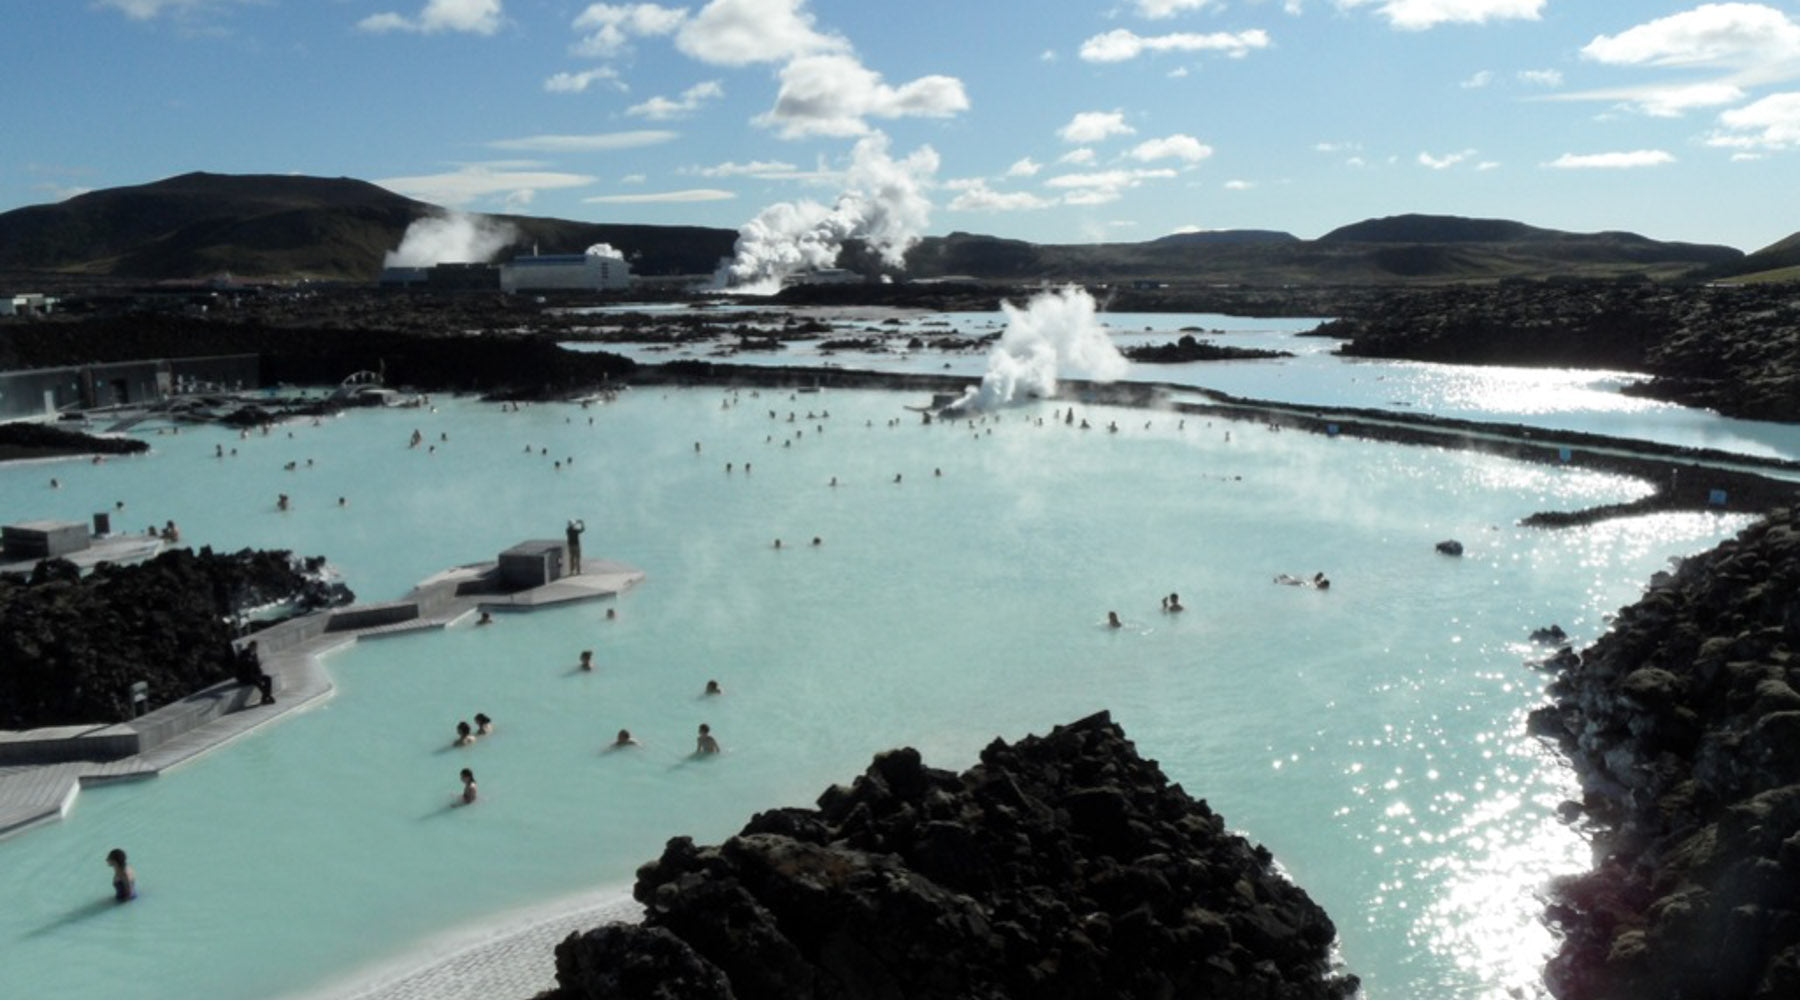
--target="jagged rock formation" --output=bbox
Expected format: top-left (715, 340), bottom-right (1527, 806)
top-left (1531, 506), bottom-right (1800, 999)
top-left (1321, 282), bottom-right (1800, 422)
top-left (544, 711), bottom-right (1357, 1000)
top-left (0, 547), bottom-right (351, 728)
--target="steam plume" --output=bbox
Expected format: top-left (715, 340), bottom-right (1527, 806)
top-left (585, 243), bottom-right (626, 259)
top-left (384, 212), bottom-right (518, 267)
top-left (951, 286), bottom-right (1129, 412)
top-left (717, 134), bottom-right (938, 292)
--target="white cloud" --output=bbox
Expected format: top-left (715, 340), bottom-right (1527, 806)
top-left (375, 166), bottom-right (595, 206)
top-left (1338, 0), bottom-right (1544, 31)
top-left (1517, 68), bottom-right (1563, 87)
top-left (1058, 111), bottom-right (1135, 144)
top-left (686, 159), bottom-right (802, 178)
top-left (1709, 91), bottom-right (1800, 148)
top-left (584, 189), bottom-right (737, 203)
top-left (544, 68), bottom-right (623, 93)
top-left (1558, 6), bottom-right (1800, 117)
top-left (1134, 0), bottom-right (1218, 17)
top-left (1043, 168), bottom-right (1179, 207)
top-left (1223, 179), bottom-right (1254, 190)
top-left (1129, 134), bottom-right (1214, 163)
top-left (1640, 82), bottom-right (1748, 116)
top-left (947, 181), bottom-right (1054, 212)
top-left (620, 174), bottom-right (647, 184)
top-left (1314, 140), bottom-right (1361, 153)
top-left (1006, 157), bottom-right (1043, 177)
top-left (97, 0), bottom-right (253, 19)
top-left (628, 80), bottom-right (725, 119)
top-left (676, 0), bottom-right (850, 66)
top-left (1079, 28), bottom-right (1271, 63)
top-left (1060, 148), bottom-right (1098, 165)
top-left (1461, 70), bottom-right (1494, 88)
top-left (487, 131), bottom-right (678, 152)
top-left (1418, 148), bottom-right (1476, 169)
top-left (1582, 4), bottom-right (1800, 70)
top-left (1543, 150), bottom-right (1676, 169)
top-left (571, 3), bottom-right (686, 58)
top-left (753, 54), bottom-right (969, 138)
top-left (359, 0), bottom-right (504, 35)
top-left (1063, 188), bottom-right (1123, 207)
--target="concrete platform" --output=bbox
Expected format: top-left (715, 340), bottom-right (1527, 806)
top-left (0, 553), bottom-right (644, 840)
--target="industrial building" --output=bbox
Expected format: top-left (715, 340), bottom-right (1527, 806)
top-left (499, 252), bottom-right (631, 293)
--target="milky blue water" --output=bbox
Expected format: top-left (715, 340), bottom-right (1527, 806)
top-left (566, 305), bottom-right (1800, 462)
top-left (0, 331), bottom-right (1765, 1000)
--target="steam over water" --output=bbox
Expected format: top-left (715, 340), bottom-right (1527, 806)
top-left (953, 285), bottom-right (1131, 411)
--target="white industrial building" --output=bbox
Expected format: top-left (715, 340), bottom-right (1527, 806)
top-left (499, 252), bottom-right (631, 293)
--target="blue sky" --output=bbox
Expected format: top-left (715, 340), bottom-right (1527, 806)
top-left (5, 1), bottom-right (1799, 253)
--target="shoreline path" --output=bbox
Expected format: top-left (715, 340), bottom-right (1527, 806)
top-left (298, 889), bottom-right (644, 1000)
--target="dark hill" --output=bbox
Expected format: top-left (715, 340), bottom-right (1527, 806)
top-left (0, 173), bottom-right (1752, 285)
top-left (1705, 229), bottom-right (1800, 280)
top-left (0, 172), bottom-right (738, 281)
top-left (1151, 229), bottom-right (1299, 246)
top-left (0, 172), bottom-right (429, 280)
top-left (1320, 214), bottom-right (1554, 244)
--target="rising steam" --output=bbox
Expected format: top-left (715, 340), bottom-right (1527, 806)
top-left (949, 286), bottom-right (1129, 413)
top-left (717, 134), bottom-right (938, 292)
top-left (383, 212), bottom-right (519, 267)
top-left (585, 243), bottom-right (625, 259)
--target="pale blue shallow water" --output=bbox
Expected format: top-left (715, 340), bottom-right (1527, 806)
top-left (0, 344), bottom-right (1764, 1000)
top-left (567, 305), bottom-right (1800, 462)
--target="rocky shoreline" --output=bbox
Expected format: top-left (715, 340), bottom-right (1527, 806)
top-left (543, 711), bottom-right (1357, 1000)
top-left (1316, 282), bottom-right (1800, 422)
top-left (1530, 506), bottom-right (1800, 1000)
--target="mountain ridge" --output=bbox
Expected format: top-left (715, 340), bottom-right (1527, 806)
top-left (0, 172), bottom-right (1781, 285)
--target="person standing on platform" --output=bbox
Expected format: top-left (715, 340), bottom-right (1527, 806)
top-left (566, 519), bottom-right (586, 575)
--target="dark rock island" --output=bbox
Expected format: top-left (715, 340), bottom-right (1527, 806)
top-left (543, 711), bottom-right (1356, 1000)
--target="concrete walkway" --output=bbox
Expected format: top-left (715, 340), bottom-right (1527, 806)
top-left (0, 555), bottom-right (645, 840)
top-left (306, 892), bottom-right (646, 1000)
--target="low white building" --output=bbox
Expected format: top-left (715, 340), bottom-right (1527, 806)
top-left (1, 293), bottom-right (56, 316)
top-left (499, 253), bottom-right (631, 293)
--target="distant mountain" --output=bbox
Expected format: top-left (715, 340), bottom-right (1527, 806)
top-left (1706, 230), bottom-right (1800, 282)
top-left (1151, 229), bottom-right (1299, 247)
top-left (0, 172), bottom-right (737, 281)
top-left (0, 173), bottom-right (1755, 285)
top-left (903, 215), bottom-right (1742, 284)
top-left (1320, 215), bottom-right (1557, 243)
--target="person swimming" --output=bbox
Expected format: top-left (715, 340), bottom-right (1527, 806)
top-left (474, 713), bottom-right (493, 735)
top-left (476, 611), bottom-right (493, 626)
top-left (455, 721), bottom-right (477, 746)
top-left (695, 723), bottom-right (720, 755)
top-left (459, 768), bottom-right (478, 804)
top-left (106, 848), bottom-right (135, 903)
top-left (704, 679), bottom-right (722, 695)
top-left (1107, 611), bottom-right (1123, 628)
top-left (579, 649), bottom-right (593, 671)
top-left (1165, 593), bottom-right (1184, 612)
top-left (612, 728), bottom-right (639, 748)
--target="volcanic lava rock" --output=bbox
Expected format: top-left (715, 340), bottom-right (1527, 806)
top-left (545, 711), bottom-right (1356, 1000)
top-left (0, 546), bottom-right (352, 727)
top-left (1531, 506), bottom-right (1800, 1000)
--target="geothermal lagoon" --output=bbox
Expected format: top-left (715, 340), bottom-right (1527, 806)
top-left (1, 301), bottom-right (1791, 1000)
